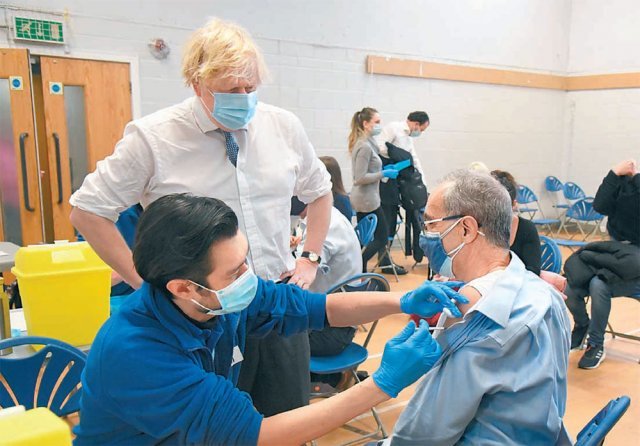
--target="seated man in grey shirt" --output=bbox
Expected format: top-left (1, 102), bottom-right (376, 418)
top-left (385, 170), bottom-right (572, 445)
top-left (290, 197), bottom-right (362, 371)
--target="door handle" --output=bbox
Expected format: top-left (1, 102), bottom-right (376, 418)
top-left (53, 133), bottom-right (63, 204)
top-left (19, 132), bottom-right (35, 212)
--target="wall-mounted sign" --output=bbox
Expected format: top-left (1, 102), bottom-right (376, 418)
top-left (14, 16), bottom-right (65, 44)
top-left (49, 82), bottom-right (63, 95)
top-left (9, 76), bottom-right (23, 90)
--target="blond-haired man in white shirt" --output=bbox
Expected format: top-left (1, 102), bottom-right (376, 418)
top-left (70, 17), bottom-right (332, 416)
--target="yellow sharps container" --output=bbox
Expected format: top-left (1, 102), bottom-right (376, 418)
top-left (0, 407), bottom-right (72, 445)
top-left (11, 241), bottom-right (110, 347)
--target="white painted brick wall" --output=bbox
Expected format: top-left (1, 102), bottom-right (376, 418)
top-left (1, 0), bottom-right (636, 220)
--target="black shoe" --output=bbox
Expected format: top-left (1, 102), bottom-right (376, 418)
top-left (380, 265), bottom-right (408, 275)
top-left (578, 344), bottom-right (606, 369)
top-left (570, 324), bottom-right (589, 351)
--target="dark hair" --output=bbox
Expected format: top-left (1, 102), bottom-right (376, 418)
top-left (319, 156), bottom-right (347, 195)
top-left (491, 169), bottom-right (518, 202)
top-left (348, 107), bottom-right (378, 151)
top-left (407, 111), bottom-right (429, 125)
top-left (133, 193), bottom-right (239, 292)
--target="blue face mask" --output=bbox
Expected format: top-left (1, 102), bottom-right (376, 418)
top-left (371, 124), bottom-right (382, 136)
top-left (410, 129), bottom-right (422, 138)
top-left (419, 218), bottom-right (466, 277)
top-left (204, 90), bottom-right (258, 130)
top-left (189, 268), bottom-right (258, 316)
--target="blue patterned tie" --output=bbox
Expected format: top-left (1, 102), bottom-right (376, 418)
top-left (221, 130), bottom-right (239, 166)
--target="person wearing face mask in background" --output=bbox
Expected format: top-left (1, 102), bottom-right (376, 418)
top-left (75, 193), bottom-right (458, 446)
top-left (69, 18), bottom-right (333, 417)
top-left (349, 107), bottom-right (400, 272)
top-left (387, 169), bottom-right (572, 446)
top-left (377, 111), bottom-right (430, 273)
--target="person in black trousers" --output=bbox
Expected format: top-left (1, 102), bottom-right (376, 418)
top-left (565, 159), bottom-right (640, 369)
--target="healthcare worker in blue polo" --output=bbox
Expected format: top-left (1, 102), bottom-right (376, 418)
top-left (74, 193), bottom-right (467, 446)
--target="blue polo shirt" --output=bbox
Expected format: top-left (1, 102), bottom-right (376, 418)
top-left (74, 278), bottom-right (326, 445)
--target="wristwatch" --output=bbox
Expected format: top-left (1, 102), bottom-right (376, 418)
top-left (300, 251), bottom-right (321, 264)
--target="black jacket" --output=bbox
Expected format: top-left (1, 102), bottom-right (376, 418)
top-left (381, 142), bottom-right (428, 210)
top-left (593, 170), bottom-right (640, 245)
top-left (511, 216), bottom-right (541, 276)
top-left (564, 241), bottom-right (640, 289)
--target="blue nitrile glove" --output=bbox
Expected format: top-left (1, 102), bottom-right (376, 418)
top-left (400, 281), bottom-right (469, 318)
top-left (382, 168), bottom-right (399, 179)
top-left (393, 159), bottom-right (412, 172)
top-left (372, 320), bottom-right (442, 398)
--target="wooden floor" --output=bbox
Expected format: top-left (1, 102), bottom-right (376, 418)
top-left (315, 246), bottom-right (640, 445)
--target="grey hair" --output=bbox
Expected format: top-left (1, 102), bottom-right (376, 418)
top-left (439, 169), bottom-right (513, 249)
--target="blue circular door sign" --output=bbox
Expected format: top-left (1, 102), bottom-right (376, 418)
top-left (52, 83), bottom-right (61, 93)
top-left (11, 78), bottom-right (21, 88)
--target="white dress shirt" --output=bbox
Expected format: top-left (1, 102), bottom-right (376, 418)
top-left (70, 96), bottom-right (331, 280)
top-left (294, 207), bottom-right (362, 293)
top-left (377, 121), bottom-right (425, 179)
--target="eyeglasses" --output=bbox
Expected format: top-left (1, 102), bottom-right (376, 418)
top-left (423, 214), bottom-right (464, 227)
top-left (423, 214), bottom-right (483, 231)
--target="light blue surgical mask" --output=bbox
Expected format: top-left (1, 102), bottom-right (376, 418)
top-left (409, 129), bottom-right (422, 138)
top-left (189, 268), bottom-right (258, 315)
top-left (419, 217), bottom-right (484, 277)
top-left (371, 124), bottom-right (382, 136)
top-left (203, 90), bottom-right (258, 130)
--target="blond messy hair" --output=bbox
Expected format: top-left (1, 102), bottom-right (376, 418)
top-left (181, 18), bottom-right (268, 87)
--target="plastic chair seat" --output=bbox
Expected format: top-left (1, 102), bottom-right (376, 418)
top-left (310, 343), bottom-right (368, 375)
top-left (533, 218), bottom-right (561, 225)
top-left (554, 239), bottom-right (588, 248)
top-left (519, 207), bottom-right (538, 213)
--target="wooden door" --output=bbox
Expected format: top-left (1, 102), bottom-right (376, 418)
top-left (39, 57), bottom-right (132, 241)
top-left (0, 48), bottom-right (44, 246)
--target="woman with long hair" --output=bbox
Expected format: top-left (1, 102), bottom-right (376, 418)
top-left (319, 156), bottom-right (353, 221)
top-left (349, 107), bottom-right (397, 272)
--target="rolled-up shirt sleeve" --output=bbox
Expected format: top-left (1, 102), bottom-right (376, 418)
top-left (289, 114), bottom-right (331, 204)
top-left (69, 122), bottom-right (155, 222)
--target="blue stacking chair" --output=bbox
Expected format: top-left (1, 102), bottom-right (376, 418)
top-left (575, 395), bottom-right (631, 446)
top-left (310, 273), bottom-right (390, 444)
top-left (516, 184), bottom-right (540, 218)
top-left (355, 214), bottom-right (377, 254)
top-left (516, 185), bottom-right (561, 233)
top-left (540, 236), bottom-right (562, 274)
top-left (555, 197), bottom-right (603, 243)
top-left (545, 176), bottom-right (570, 215)
top-left (557, 182), bottom-right (588, 234)
top-left (563, 181), bottom-right (587, 202)
top-left (0, 336), bottom-right (87, 416)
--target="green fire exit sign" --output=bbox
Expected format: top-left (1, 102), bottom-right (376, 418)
top-left (14, 16), bottom-right (65, 44)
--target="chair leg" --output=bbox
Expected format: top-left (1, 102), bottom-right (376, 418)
top-left (607, 322), bottom-right (617, 339)
top-left (371, 244), bottom-right (400, 282)
top-left (343, 368), bottom-right (387, 444)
